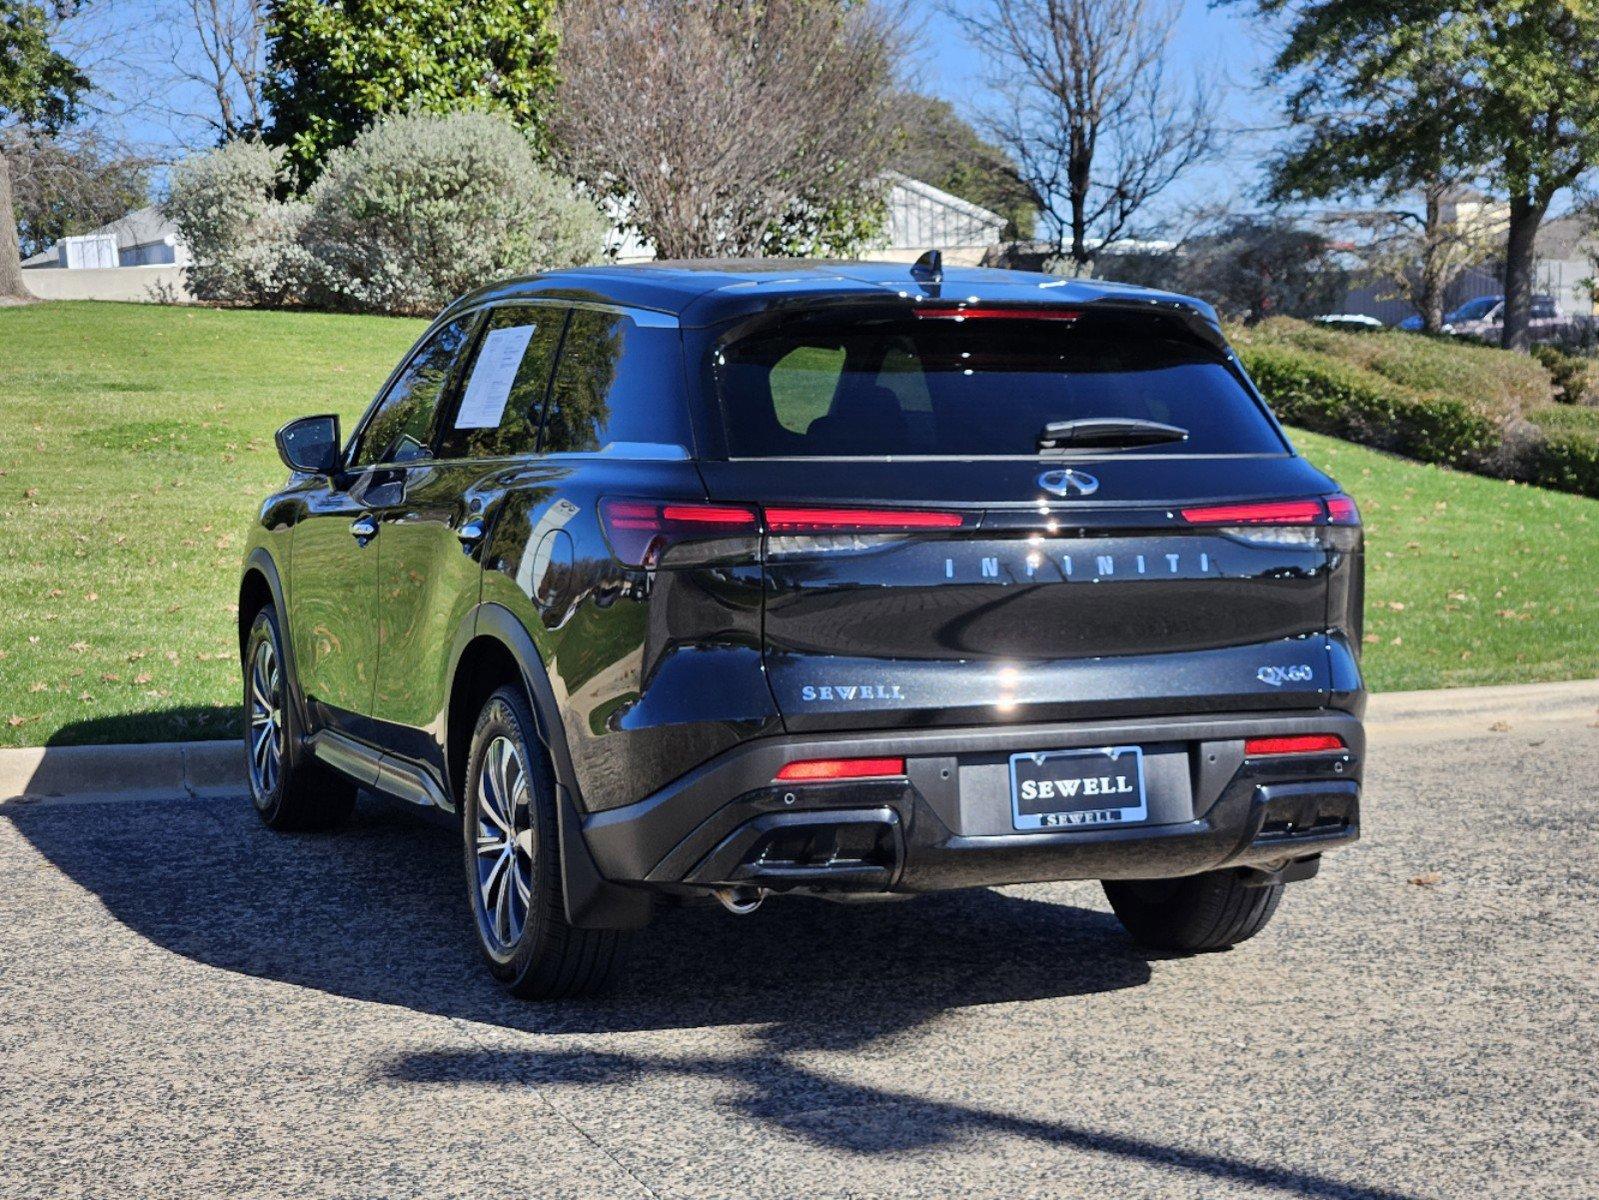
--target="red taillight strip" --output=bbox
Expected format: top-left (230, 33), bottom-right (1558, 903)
top-left (913, 306), bottom-right (1081, 321)
top-left (765, 507), bottom-right (965, 532)
top-left (774, 757), bottom-right (907, 782)
top-left (659, 503), bottom-right (759, 525)
top-left (1325, 494), bottom-right (1360, 525)
top-left (1180, 499), bottom-right (1326, 526)
top-left (1244, 735), bottom-right (1346, 757)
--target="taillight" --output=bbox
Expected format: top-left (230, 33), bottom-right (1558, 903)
top-left (774, 757), bottom-right (907, 782)
top-left (1325, 493), bottom-right (1360, 525)
top-left (1179, 496), bottom-right (1361, 526)
top-left (599, 498), bottom-right (758, 567)
top-left (913, 306), bottom-right (1081, 322)
top-left (1244, 735), bottom-right (1346, 757)
top-left (765, 507), bottom-right (967, 532)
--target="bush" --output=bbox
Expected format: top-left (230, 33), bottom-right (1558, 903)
top-left (303, 111), bottom-right (607, 315)
top-left (1530, 343), bottom-right (1592, 406)
top-left (165, 141), bottom-right (316, 307)
top-left (166, 114), bottom-right (607, 315)
top-left (1239, 344), bottom-right (1507, 471)
top-left (1233, 320), bottom-right (1599, 500)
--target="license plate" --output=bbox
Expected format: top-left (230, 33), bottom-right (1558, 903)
top-left (1009, 746), bottom-right (1147, 830)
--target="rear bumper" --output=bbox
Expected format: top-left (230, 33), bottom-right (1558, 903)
top-left (582, 708), bottom-right (1363, 894)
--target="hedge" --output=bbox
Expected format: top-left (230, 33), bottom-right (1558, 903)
top-left (1234, 338), bottom-right (1599, 501)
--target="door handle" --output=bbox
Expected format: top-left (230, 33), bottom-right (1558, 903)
top-left (350, 514), bottom-right (378, 542)
top-left (458, 518), bottom-right (486, 553)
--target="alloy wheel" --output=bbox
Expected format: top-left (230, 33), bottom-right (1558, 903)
top-left (247, 638), bottom-right (283, 801)
top-left (473, 733), bottom-right (535, 955)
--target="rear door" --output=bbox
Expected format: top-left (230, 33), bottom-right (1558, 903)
top-left (699, 304), bottom-right (1350, 731)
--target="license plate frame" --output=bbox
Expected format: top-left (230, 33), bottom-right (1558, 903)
top-left (1008, 745), bottom-right (1148, 831)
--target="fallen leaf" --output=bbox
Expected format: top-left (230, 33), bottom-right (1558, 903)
top-left (1489, 720), bottom-right (1512, 732)
top-left (1408, 872), bottom-right (1442, 887)
top-left (133, 672), bottom-right (152, 685)
top-left (68, 640), bottom-right (90, 653)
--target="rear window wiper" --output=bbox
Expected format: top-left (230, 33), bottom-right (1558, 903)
top-left (1037, 418), bottom-right (1190, 452)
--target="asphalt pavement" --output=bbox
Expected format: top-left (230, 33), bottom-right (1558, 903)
top-left (1, 706), bottom-right (1595, 1199)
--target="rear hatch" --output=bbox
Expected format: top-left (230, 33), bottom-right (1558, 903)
top-left (697, 302), bottom-right (1357, 732)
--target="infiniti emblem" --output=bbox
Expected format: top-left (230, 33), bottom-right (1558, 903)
top-left (1037, 468), bottom-right (1099, 497)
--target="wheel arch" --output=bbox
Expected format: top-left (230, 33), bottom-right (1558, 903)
top-left (445, 604), bottom-right (653, 932)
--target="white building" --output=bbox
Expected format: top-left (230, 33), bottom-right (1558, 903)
top-left (19, 206), bottom-right (192, 302)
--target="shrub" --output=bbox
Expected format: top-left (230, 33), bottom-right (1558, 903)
top-left (1233, 318), bottom-right (1599, 500)
top-left (165, 141), bottom-right (316, 307)
top-left (1238, 343), bottom-right (1508, 472)
top-left (1530, 343), bottom-right (1592, 406)
top-left (303, 111), bottom-right (607, 315)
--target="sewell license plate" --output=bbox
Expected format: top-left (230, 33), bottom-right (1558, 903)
top-left (1009, 746), bottom-right (1147, 830)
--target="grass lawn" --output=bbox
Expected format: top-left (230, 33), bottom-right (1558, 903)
top-left (2, 300), bottom-right (1596, 748)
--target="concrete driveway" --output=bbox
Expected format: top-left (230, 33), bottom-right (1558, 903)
top-left (2, 697), bottom-right (1595, 1199)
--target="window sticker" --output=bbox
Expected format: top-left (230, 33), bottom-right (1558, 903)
top-left (454, 324), bottom-right (537, 429)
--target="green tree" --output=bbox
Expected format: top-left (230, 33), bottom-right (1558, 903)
top-left (1, 0), bottom-right (90, 299)
top-left (263, 0), bottom-right (559, 180)
top-left (1247, 0), bottom-right (1599, 350)
top-left (1251, 0), bottom-right (1481, 332)
top-left (892, 93), bottom-right (1036, 240)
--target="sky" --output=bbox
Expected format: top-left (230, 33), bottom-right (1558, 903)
top-left (90, 0), bottom-right (1287, 234)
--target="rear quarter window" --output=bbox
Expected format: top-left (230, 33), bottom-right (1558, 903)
top-left (715, 309), bottom-right (1286, 458)
top-left (543, 309), bottom-right (694, 455)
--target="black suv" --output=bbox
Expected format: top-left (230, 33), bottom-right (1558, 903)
top-left (241, 260), bottom-right (1364, 998)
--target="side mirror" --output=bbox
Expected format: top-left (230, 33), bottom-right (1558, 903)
top-left (275, 414), bottom-right (342, 476)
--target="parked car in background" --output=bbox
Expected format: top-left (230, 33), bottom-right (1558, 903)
top-left (240, 260), bottom-right (1367, 999)
top-left (1399, 294), bottom-right (1570, 339)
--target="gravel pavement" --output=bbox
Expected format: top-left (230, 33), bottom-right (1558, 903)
top-left (1, 711), bottom-right (1595, 1199)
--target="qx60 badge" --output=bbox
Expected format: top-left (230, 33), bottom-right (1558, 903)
top-left (1037, 468), bottom-right (1099, 498)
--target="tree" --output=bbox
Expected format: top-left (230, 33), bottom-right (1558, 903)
top-left (1250, 0), bottom-right (1599, 350)
top-left (1112, 213), bottom-right (1346, 324)
top-left (891, 93), bottom-right (1036, 240)
top-left (1, 0), bottom-right (90, 299)
top-left (950, 0), bottom-right (1218, 274)
top-left (1350, 188), bottom-right (1498, 331)
top-left (2, 129), bottom-right (146, 258)
top-left (1250, 0), bottom-right (1485, 332)
top-left (550, 0), bottom-right (901, 259)
top-left (167, 0), bottom-right (267, 142)
top-left (263, 0), bottom-right (559, 180)
top-left (1462, 2), bottom-right (1599, 350)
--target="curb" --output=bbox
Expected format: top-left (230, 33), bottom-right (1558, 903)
top-left (0, 740), bottom-right (243, 803)
top-left (3, 679), bottom-right (1596, 802)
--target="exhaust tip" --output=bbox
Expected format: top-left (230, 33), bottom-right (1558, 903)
top-left (714, 886), bottom-right (766, 915)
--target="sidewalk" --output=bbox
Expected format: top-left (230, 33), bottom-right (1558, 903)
top-left (3, 678), bottom-right (1596, 801)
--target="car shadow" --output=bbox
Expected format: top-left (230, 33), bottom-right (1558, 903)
top-left (5, 790), bottom-right (1149, 1035)
top-left (5, 790), bottom-right (1419, 1200)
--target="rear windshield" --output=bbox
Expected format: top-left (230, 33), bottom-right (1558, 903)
top-left (713, 309), bottom-right (1285, 457)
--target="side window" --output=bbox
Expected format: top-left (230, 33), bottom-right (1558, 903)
top-left (435, 306), bottom-right (567, 461)
top-left (544, 309), bottom-right (692, 454)
top-left (769, 344), bottom-right (846, 434)
top-left (351, 317), bottom-right (473, 467)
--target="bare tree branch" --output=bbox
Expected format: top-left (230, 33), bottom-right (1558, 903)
top-left (950, 0), bottom-right (1219, 273)
top-left (550, 0), bottom-right (902, 260)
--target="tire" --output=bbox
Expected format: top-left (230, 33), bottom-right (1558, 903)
top-left (1103, 870), bottom-right (1283, 953)
top-left (461, 684), bottom-right (624, 999)
top-left (243, 605), bottom-right (358, 831)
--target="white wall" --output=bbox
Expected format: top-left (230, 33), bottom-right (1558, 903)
top-left (21, 266), bottom-right (192, 303)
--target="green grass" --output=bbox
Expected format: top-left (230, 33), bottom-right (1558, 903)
top-left (0, 302), bottom-right (424, 747)
top-left (1, 301), bottom-right (1595, 747)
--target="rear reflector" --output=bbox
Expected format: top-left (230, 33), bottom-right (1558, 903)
top-left (774, 757), bottom-right (907, 782)
top-left (765, 506), bottom-right (965, 532)
top-left (599, 498), bottom-right (758, 566)
top-left (913, 306), bottom-right (1081, 321)
top-left (1244, 735), bottom-right (1346, 757)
